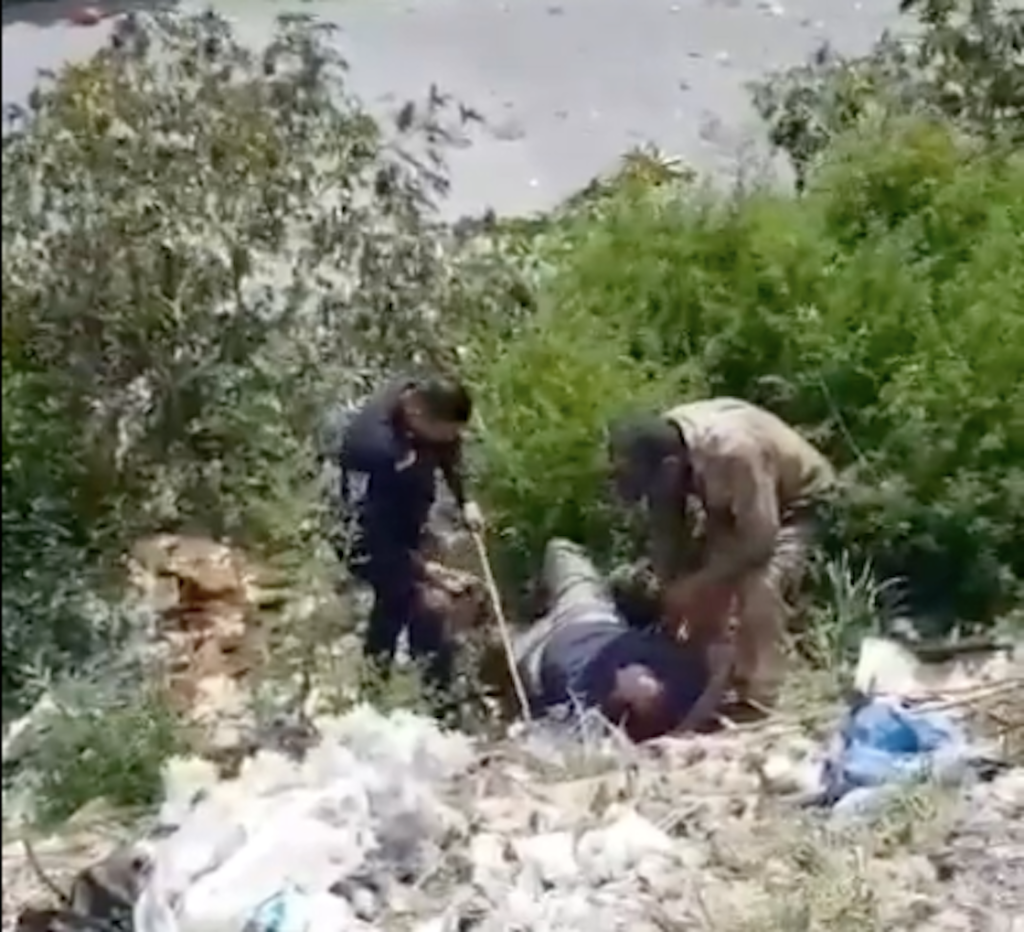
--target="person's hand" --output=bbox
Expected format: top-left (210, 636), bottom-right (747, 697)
top-left (424, 560), bottom-right (473, 596)
top-left (662, 576), bottom-right (700, 633)
top-left (461, 500), bottom-right (485, 533)
top-left (663, 576), bottom-right (735, 637)
top-left (676, 646), bottom-right (734, 734)
top-left (396, 448), bottom-right (417, 472)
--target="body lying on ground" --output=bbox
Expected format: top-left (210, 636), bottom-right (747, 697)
top-left (609, 397), bottom-right (836, 720)
top-left (513, 539), bottom-right (711, 742)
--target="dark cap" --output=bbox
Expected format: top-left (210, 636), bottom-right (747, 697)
top-left (608, 415), bottom-right (686, 501)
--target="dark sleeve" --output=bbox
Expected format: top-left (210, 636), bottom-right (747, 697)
top-left (662, 642), bottom-right (711, 725)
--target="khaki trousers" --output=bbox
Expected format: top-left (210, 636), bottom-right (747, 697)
top-left (728, 515), bottom-right (815, 706)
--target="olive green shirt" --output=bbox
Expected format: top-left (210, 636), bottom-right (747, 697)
top-left (655, 398), bottom-right (835, 587)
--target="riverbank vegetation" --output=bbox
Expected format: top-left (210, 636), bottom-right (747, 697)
top-left (3, 0), bottom-right (1022, 725)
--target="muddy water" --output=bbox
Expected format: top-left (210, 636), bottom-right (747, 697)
top-left (3, 0), bottom-right (903, 216)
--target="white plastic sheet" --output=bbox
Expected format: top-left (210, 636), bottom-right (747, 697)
top-left (134, 705), bottom-right (473, 932)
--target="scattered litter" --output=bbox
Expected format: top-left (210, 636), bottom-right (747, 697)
top-left (8, 638), bottom-right (1023, 932)
top-left (854, 635), bottom-right (1017, 700)
top-left (818, 697), bottom-right (997, 815)
top-left (133, 706), bottom-right (474, 932)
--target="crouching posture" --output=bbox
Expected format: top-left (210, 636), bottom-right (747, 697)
top-left (513, 539), bottom-right (711, 741)
top-left (609, 397), bottom-right (835, 712)
top-left (335, 374), bottom-right (484, 702)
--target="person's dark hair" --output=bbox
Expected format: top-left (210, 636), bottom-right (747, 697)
top-left (415, 375), bottom-right (474, 424)
top-left (610, 571), bottom-right (662, 631)
top-left (608, 414), bottom-right (689, 504)
top-left (608, 414), bottom-right (686, 472)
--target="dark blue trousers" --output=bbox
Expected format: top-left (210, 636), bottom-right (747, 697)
top-left (353, 557), bottom-right (455, 698)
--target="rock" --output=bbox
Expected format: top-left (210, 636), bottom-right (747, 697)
top-left (128, 534), bottom-right (273, 759)
top-left (513, 831), bottom-right (578, 887)
top-left (576, 809), bottom-right (674, 884)
top-left (69, 6), bottom-right (104, 27)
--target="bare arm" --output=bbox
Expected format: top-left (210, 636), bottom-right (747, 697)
top-left (437, 438), bottom-right (468, 509)
top-left (676, 640), bottom-right (735, 733)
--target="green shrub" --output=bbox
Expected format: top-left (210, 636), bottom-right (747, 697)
top-left (0, 11), bottom-right (517, 710)
top-left (8, 674), bottom-right (188, 829)
top-left (482, 118), bottom-right (1024, 628)
top-left (1, 12), bottom-right (462, 553)
top-left (467, 305), bottom-right (696, 593)
top-left (1, 363), bottom-right (111, 712)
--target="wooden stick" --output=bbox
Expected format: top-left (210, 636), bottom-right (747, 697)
top-left (471, 531), bottom-right (533, 722)
top-left (743, 697), bottom-right (775, 717)
top-left (920, 679), bottom-right (1021, 713)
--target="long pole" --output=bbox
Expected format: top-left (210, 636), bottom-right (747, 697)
top-left (471, 531), bottom-right (533, 722)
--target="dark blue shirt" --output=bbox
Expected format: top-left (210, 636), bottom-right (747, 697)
top-left (537, 619), bottom-right (708, 731)
top-left (338, 381), bottom-right (438, 578)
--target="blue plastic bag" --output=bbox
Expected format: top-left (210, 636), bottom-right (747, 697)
top-left (821, 697), bottom-right (967, 805)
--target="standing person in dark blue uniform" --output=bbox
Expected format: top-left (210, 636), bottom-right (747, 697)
top-left (336, 375), bottom-right (484, 701)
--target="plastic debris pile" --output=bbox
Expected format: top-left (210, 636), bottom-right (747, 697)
top-left (5, 636), bottom-right (1023, 932)
top-left (73, 701), bottom-right (1015, 932)
top-left (4, 700), bottom-right (1024, 932)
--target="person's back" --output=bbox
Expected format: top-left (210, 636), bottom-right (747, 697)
top-left (664, 397), bottom-right (834, 507)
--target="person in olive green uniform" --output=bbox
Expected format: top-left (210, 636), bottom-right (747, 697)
top-left (609, 398), bottom-right (835, 721)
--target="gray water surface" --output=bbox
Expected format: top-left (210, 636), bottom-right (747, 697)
top-left (2, 0), bottom-right (903, 216)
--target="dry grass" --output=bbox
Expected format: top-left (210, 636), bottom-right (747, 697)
top-left (456, 705), bottom-right (970, 932)
top-left (944, 678), bottom-right (1024, 766)
top-left (696, 786), bottom-right (958, 931)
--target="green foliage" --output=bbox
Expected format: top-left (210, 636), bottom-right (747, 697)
top-left (488, 117), bottom-right (1024, 629)
top-left (2, 363), bottom-right (117, 711)
top-left (1, 11), bottom-right (518, 711)
top-left (467, 305), bottom-right (690, 590)
top-left (1, 11), bottom-right (461, 550)
top-left (11, 677), bottom-right (188, 829)
top-left (800, 554), bottom-right (903, 671)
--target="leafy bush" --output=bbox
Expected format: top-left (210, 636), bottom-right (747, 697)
top-left (1, 11), bottom-right (518, 711)
top-left (467, 303), bottom-right (692, 591)
top-left (485, 117), bottom-right (1024, 629)
top-left (1, 11), bottom-right (467, 550)
top-left (7, 674), bottom-right (187, 829)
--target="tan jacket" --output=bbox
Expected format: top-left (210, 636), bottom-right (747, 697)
top-left (652, 398), bottom-right (834, 586)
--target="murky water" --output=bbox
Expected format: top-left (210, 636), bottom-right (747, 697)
top-left (3, 0), bottom-right (903, 216)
